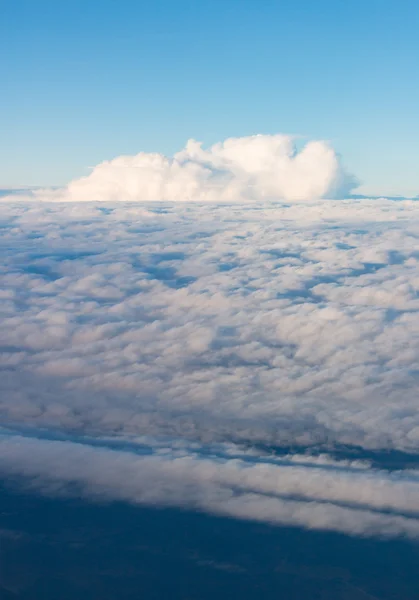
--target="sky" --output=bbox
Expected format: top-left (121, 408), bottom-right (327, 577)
top-left (3, 5), bottom-right (419, 592)
top-left (2, 0), bottom-right (419, 197)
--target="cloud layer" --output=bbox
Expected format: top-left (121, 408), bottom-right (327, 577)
top-left (2, 199), bottom-right (419, 450)
top-left (15, 134), bottom-right (356, 203)
top-left (2, 431), bottom-right (419, 539)
top-left (1, 198), bottom-right (419, 537)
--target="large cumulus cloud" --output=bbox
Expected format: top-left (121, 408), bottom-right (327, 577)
top-left (14, 134), bottom-right (356, 203)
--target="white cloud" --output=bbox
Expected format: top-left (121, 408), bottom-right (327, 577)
top-left (1, 433), bottom-right (419, 539)
top-left (4, 134), bottom-right (357, 203)
top-left (2, 198), bottom-right (419, 537)
top-left (2, 199), bottom-right (419, 450)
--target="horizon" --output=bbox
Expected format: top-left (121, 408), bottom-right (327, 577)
top-left (2, 3), bottom-right (419, 599)
top-left (2, 0), bottom-right (419, 197)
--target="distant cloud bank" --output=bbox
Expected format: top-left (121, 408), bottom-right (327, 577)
top-left (5, 134), bottom-right (358, 203)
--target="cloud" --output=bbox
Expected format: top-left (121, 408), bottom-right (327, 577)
top-left (1, 199), bottom-right (419, 451)
top-left (6, 134), bottom-right (357, 203)
top-left (2, 432), bottom-right (419, 539)
top-left (2, 197), bottom-right (419, 537)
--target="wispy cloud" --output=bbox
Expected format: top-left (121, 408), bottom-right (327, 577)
top-left (2, 432), bottom-right (419, 539)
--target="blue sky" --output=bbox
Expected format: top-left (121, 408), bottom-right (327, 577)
top-left (2, 0), bottom-right (419, 196)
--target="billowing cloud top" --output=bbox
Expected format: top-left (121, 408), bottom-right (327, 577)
top-left (32, 134), bottom-right (356, 202)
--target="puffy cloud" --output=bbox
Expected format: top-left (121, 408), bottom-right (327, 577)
top-left (1, 199), bottom-right (419, 451)
top-left (10, 134), bottom-right (356, 203)
top-left (1, 197), bottom-right (419, 537)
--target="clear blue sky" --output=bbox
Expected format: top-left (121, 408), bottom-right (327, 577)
top-left (2, 0), bottom-right (419, 196)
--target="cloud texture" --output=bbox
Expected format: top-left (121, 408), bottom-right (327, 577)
top-left (2, 431), bottom-right (419, 539)
top-left (11, 134), bottom-right (356, 203)
top-left (1, 197), bottom-right (419, 537)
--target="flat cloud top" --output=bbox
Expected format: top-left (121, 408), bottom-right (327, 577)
top-left (1, 197), bottom-right (419, 538)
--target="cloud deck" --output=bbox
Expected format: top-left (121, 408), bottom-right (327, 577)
top-left (1, 198), bottom-right (419, 537)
